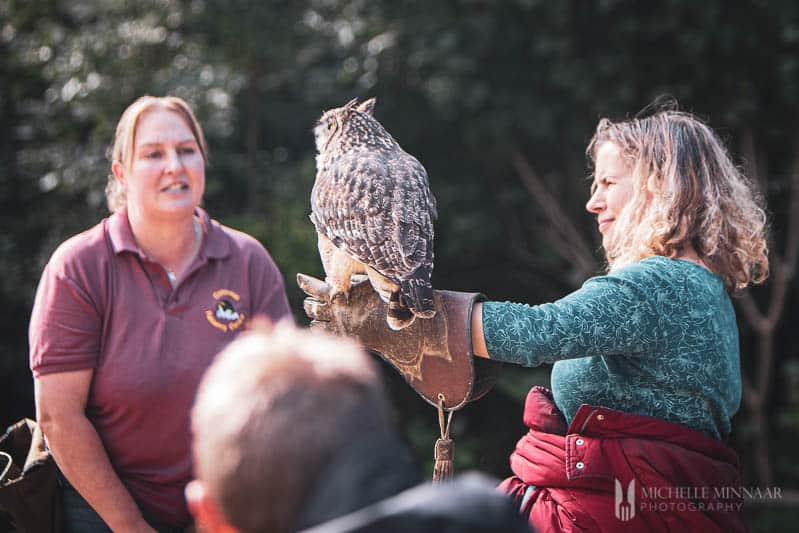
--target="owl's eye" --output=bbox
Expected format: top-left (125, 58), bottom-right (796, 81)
top-left (327, 118), bottom-right (336, 131)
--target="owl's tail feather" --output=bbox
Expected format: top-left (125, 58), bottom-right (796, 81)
top-left (400, 267), bottom-right (436, 318)
top-left (387, 290), bottom-right (415, 331)
top-left (387, 266), bottom-right (435, 330)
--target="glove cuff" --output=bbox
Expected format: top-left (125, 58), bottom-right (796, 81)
top-left (419, 290), bottom-right (499, 410)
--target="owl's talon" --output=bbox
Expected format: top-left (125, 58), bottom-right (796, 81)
top-left (297, 273), bottom-right (331, 301)
top-left (350, 274), bottom-right (369, 286)
top-left (327, 287), bottom-right (338, 302)
top-left (327, 286), bottom-right (350, 304)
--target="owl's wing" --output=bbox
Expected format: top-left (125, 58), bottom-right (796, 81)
top-left (311, 151), bottom-right (436, 282)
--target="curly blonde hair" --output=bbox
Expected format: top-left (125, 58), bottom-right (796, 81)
top-left (106, 95), bottom-right (208, 213)
top-left (587, 109), bottom-right (769, 291)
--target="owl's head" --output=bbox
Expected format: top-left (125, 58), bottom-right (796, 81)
top-left (314, 97), bottom-right (395, 156)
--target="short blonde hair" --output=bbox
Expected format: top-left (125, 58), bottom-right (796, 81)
top-left (105, 95), bottom-right (208, 212)
top-left (191, 322), bottom-right (391, 533)
top-left (587, 109), bottom-right (769, 290)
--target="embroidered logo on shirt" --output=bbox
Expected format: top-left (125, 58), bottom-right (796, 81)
top-left (206, 289), bottom-right (246, 332)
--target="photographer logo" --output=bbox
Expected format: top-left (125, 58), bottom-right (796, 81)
top-left (615, 478), bottom-right (635, 522)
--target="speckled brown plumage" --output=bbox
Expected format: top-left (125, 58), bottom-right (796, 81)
top-left (311, 97), bottom-right (437, 330)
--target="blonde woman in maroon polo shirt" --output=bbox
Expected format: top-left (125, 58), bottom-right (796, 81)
top-left (29, 96), bottom-right (292, 532)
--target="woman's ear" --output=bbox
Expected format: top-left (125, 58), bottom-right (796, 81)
top-left (111, 161), bottom-right (125, 186)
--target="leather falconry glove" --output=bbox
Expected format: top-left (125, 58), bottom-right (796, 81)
top-left (297, 273), bottom-right (499, 411)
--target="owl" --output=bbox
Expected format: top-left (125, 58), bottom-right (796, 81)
top-left (311, 97), bottom-right (437, 330)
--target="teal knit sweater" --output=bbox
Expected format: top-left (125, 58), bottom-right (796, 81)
top-left (482, 256), bottom-right (741, 440)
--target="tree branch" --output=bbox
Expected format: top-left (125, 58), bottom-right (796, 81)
top-left (779, 136), bottom-right (799, 278)
top-left (511, 150), bottom-right (598, 278)
top-left (740, 127), bottom-right (765, 192)
top-left (741, 372), bottom-right (758, 411)
top-left (744, 489), bottom-right (799, 507)
top-left (737, 291), bottom-right (767, 332)
top-left (755, 136), bottom-right (799, 328)
top-left (492, 188), bottom-right (588, 290)
top-left (735, 132), bottom-right (799, 486)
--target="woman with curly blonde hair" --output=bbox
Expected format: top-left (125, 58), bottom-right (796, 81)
top-left (300, 105), bottom-right (766, 532)
top-left (591, 110), bottom-right (768, 290)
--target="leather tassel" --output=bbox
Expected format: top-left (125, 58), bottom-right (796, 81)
top-left (432, 394), bottom-right (454, 483)
top-left (433, 437), bottom-right (453, 482)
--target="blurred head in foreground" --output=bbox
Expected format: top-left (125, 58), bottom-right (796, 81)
top-left (186, 321), bottom-right (392, 533)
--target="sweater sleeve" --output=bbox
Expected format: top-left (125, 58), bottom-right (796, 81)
top-left (482, 273), bottom-right (660, 367)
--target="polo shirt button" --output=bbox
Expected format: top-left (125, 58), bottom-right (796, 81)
top-left (596, 414), bottom-right (605, 421)
top-left (576, 462), bottom-right (585, 469)
top-left (576, 438), bottom-right (585, 446)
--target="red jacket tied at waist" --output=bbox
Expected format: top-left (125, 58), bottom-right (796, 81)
top-left (498, 386), bottom-right (748, 532)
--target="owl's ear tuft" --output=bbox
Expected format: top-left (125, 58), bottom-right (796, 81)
top-left (344, 98), bottom-right (359, 111)
top-left (357, 98), bottom-right (377, 116)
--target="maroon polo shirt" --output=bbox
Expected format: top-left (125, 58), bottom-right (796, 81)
top-left (29, 208), bottom-right (291, 527)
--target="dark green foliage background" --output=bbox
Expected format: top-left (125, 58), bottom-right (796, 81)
top-left (2, 0), bottom-right (798, 528)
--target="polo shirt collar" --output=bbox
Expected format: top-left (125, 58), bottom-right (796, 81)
top-left (198, 208), bottom-right (231, 260)
top-left (107, 207), bottom-right (231, 260)
top-left (107, 209), bottom-right (138, 255)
